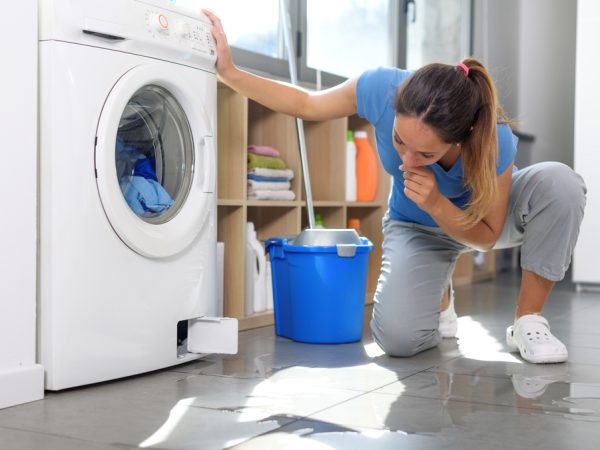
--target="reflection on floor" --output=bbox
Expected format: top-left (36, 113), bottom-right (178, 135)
top-left (1, 270), bottom-right (600, 449)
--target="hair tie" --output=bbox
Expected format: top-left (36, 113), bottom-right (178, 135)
top-left (457, 63), bottom-right (469, 77)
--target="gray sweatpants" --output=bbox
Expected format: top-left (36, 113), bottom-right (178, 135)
top-left (370, 162), bottom-right (587, 357)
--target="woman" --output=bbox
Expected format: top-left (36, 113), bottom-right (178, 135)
top-left (203, 10), bottom-right (586, 364)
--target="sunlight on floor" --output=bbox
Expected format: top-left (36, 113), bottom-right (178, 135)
top-left (363, 341), bottom-right (385, 358)
top-left (139, 397), bottom-right (196, 448)
top-left (456, 316), bottom-right (522, 363)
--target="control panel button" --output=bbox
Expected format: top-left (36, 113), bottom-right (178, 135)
top-left (150, 13), bottom-right (169, 33)
top-left (176, 22), bottom-right (191, 40)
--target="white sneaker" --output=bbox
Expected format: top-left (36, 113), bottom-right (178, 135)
top-left (506, 314), bottom-right (568, 364)
top-left (438, 284), bottom-right (458, 338)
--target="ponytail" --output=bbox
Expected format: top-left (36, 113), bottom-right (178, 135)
top-left (459, 58), bottom-right (503, 226)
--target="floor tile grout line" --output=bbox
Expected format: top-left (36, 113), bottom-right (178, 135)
top-left (369, 390), bottom-right (588, 415)
top-left (0, 424), bottom-right (139, 449)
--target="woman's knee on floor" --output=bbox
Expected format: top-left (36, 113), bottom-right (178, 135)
top-left (371, 317), bottom-right (440, 357)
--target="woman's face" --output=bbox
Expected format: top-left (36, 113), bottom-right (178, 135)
top-left (392, 115), bottom-right (453, 168)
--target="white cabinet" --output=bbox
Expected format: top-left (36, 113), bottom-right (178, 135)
top-left (573, 0), bottom-right (600, 286)
top-left (0, 3), bottom-right (44, 408)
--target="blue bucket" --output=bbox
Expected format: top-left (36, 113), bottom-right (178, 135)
top-left (266, 236), bottom-right (374, 344)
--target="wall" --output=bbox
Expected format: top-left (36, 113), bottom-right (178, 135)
top-left (472, 0), bottom-right (577, 166)
top-left (0, 3), bottom-right (44, 408)
top-left (517, 0), bottom-right (577, 166)
top-left (572, 0), bottom-right (600, 284)
top-left (472, 0), bottom-right (520, 119)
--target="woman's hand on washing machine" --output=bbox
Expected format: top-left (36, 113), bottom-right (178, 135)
top-left (202, 9), bottom-right (236, 80)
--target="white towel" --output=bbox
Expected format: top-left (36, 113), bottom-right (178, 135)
top-left (247, 190), bottom-right (296, 201)
top-left (248, 167), bottom-right (294, 180)
top-left (247, 179), bottom-right (291, 191)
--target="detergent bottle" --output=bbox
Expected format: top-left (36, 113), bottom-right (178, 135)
top-left (246, 222), bottom-right (267, 314)
top-left (347, 218), bottom-right (361, 235)
top-left (354, 131), bottom-right (378, 201)
top-left (314, 213), bottom-right (324, 229)
top-left (244, 231), bottom-right (255, 316)
top-left (345, 130), bottom-right (357, 201)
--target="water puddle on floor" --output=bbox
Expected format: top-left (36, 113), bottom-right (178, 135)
top-left (229, 418), bottom-right (414, 449)
top-left (517, 379), bottom-right (600, 420)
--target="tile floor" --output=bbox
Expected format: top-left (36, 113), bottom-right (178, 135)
top-left (1, 270), bottom-right (600, 449)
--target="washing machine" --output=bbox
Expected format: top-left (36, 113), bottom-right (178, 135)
top-left (38, 0), bottom-right (236, 391)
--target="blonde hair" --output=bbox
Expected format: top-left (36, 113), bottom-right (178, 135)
top-left (395, 58), bottom-right (506, 227)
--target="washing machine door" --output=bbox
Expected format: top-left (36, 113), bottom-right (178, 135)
top-left (95, 63), bottom-right (215, 258)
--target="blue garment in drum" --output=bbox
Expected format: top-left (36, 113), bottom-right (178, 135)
top-left (119, 175), bottom-right (173, 215)
top-left (133, 157), bottom-right (158, 182)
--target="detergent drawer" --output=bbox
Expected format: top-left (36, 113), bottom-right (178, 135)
top-left (187, 317), bottom-right (238, 355)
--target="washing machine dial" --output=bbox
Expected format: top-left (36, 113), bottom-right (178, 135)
top-left (150, 13), bottom-right (170, 33)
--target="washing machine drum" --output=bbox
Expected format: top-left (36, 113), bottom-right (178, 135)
top-left (95, 65), bottom-right (214, 259)
top-left (115, 85), bottom-right (193, 223)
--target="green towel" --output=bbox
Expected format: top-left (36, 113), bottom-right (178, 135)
top-left (247, 153), bottom-right (286, 170)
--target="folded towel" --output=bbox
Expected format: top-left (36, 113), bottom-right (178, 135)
top-left (247, 145), bottom-right (281, 157)
top-left (247, 153), bottom-right (286, 170)
top-left (248, 179), bottom-right (291, 191)
top-left (248, 167), bottom-right (294, 180)
top-left (247, 190), bottom-right (296, 201)
top-left (247, 173), bottom-right (289, 182)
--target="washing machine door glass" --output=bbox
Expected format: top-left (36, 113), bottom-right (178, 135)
top-left (95, 63), bottom-right (216, 259)
top-left (116, 85), bottom-right (193, 223)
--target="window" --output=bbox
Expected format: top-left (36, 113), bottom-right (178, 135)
top-left (202, 1), bottom-right (472, 85)
top-left (201, 0), bottom-right (283, 59)
top-left (405, 0), bottom-right (472, 69)
top-left (202, 0), bottom-right (402, 86)
top-left (305, 0), bottom-right (397, 79)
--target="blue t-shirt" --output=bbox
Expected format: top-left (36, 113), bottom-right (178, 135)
top-left (356, 67), bottom-right (518, 227)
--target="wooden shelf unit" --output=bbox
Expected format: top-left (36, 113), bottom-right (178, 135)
top-left (216, 84), bottom-right (495, 331)
top-left (216, 84), bottom-right (389, 331)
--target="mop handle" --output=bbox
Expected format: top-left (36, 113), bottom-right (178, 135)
top-left (279, 0), bottom-right (315, 229)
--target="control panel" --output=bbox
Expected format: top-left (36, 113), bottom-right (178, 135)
top-left (143, 7), bottom-right (215, 59)
top-left (39, 0), bottom-right (218, 71)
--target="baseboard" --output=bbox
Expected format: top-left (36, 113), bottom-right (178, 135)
top-left (0, 364), bottom-right (44, 409)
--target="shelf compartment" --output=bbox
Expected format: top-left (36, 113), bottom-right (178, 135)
top-left (217, 205), bottom-right (246, 318)
top-left (217, 85), bottom-right (247, 201)
top-left (247, 205), bottom-right (301, 242)
top-left (303, 118), bottom-right (347, 202)
top-left (247, 101), bottom-right (302, 200)
top-left (301, 205), bottom-right (345, 229)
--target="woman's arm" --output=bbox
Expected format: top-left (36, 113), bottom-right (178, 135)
top-left (203, 9), bottom-right (358, 121)
top-left (403, 163), bottom-right (513, 251)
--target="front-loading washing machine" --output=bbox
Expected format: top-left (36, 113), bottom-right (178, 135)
top-left (38, 0), bottom-right (236, 390)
